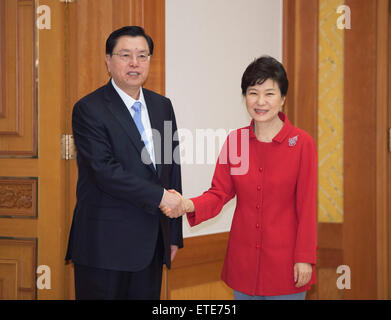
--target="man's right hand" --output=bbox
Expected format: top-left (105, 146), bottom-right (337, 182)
top-left (159, 189), bottom-right (185, 218)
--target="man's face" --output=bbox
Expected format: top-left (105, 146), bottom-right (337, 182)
top-left (105, 36), bottom-right (150, 96)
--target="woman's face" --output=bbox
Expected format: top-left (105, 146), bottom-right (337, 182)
top-left (245, 78), bottom-right (285, 124)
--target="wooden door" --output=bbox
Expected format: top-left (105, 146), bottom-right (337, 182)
top-left (0, 0), bottom-right (67, 299)
top-left (0, 0), bottom-right (165, 300)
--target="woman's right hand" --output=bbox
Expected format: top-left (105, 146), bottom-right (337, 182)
top-left (167, 189), bottom-right (195, 213)
top-left (160, 189), bottom-right (195, 217)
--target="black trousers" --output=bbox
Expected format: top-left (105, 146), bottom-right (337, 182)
top-left (74, 230), bottom-right (164, 300)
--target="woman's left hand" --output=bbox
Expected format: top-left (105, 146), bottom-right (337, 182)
top-left (294, 263), bottom-right (312, 288)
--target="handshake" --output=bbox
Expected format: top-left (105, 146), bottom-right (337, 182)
top-left (159, 189), bottom-right (194, 218)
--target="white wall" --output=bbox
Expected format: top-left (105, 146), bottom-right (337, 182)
top-left (166, 0), bottom-right (282, 238)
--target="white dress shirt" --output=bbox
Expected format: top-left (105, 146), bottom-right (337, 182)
top-left (111, 79), bottom-right (156, 168)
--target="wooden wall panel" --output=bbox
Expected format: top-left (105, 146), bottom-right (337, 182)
top-left (317, 269), bottom-right (343, 300)
top-left (283, 0), bottom-right (318, 141)
top-left (343, 0), bottom-right (378, 300)
top-left (0, 0), bottom-right (37, 157)
top-left (143, 0), bottom-right (165, 95)
top-left (111, 0), bottom-right (144, 35)
top-left (376, 0), bottom-right (390, 299)
top-left (171, 281), bottom-right (232, 300)
top-left (66, 0), bottom-right (164, 107)
top-left (0, 178), bottom-right (37, 218)
top-left (166, 233), bottom-right (233, 300)
top-left (388, 0), bottom-right (391, 299)
top-left (67, 0), bottom-right (114, 104)
top-left (0, 238), bottom-right (37, 299)
top-left (284, 0), bottom-right (390, 300)
top-left (313, 223), bottom-right (343, 299)
top-left (283, 0), bottom-right (328, 300)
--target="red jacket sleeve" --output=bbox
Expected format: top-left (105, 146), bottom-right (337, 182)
top-left (294, 134), bottom-right (318, 264)
top-left (187, 138), bottom-right (236, 226)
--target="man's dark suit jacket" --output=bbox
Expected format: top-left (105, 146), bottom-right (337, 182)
top-left (65, 80), bottom-right (183, 272)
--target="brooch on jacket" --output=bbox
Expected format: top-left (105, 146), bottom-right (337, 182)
top-left (288, 135), bottom-right (298, 147)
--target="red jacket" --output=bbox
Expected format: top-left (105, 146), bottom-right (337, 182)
top-left (187, 113), bottom-right (317, 296)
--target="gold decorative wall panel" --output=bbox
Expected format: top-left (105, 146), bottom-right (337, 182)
top-left (318, 0), bottom-right (344, 223)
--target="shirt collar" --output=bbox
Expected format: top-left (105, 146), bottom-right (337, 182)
top-left (111, 78), bottom-right (146, 111)
top-left (249, 112), bottom-right (292, 144)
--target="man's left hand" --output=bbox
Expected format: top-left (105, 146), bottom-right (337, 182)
top-left (171, 245), bottom-right (179, 262)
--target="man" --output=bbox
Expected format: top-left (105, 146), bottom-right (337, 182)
top-left (65, 26), bottom-right (183, 300)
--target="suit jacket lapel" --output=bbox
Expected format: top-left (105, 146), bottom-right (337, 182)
top-left (104, 81), bottom-right (158, 176)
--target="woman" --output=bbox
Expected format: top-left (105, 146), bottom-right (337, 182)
top-left (162, 56), bottom-right (317, 300)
